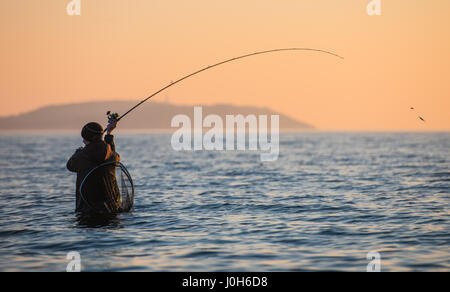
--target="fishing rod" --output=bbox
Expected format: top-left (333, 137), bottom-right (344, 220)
top-left (106, 48), bottom-right (344, 123)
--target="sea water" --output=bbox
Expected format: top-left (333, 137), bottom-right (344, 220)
top-left (0, 132), bottom-right (448, 271)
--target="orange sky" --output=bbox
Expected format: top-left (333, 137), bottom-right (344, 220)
top-left (0, 0), bottom-right (449, 131)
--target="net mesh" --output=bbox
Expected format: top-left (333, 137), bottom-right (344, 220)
top-left (80, 162), bottom-right (134, 213)
top-left (118, 166), bottom-right (134, 212)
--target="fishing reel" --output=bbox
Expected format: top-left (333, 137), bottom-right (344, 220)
top-left (106, 111), bottom-right (119, 123)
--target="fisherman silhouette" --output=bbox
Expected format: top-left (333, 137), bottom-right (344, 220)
top-left (67, 120), bottom-right (121, 214)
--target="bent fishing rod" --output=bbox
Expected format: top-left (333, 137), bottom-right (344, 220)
top-left (106, 48), bottom-right (344, 123)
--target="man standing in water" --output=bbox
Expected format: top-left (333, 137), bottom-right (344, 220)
top-left (67, 120), bottom-right (121, 214)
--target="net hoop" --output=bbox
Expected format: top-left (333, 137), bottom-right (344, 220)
top-left (79, 161), bottom-right (135, 213)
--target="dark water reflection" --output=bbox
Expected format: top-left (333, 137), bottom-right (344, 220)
top-left (75, 213), bottom-right (123, 229)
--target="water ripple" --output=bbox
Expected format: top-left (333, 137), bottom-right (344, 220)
top-left (0, 132), bottom-right (449, 271)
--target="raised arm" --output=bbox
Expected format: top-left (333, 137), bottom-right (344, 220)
top-left (104, 134), bottom-right (116, 152)
top-left (104, 119), bottom-right (118, 152)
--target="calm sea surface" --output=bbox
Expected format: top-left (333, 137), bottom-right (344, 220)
top-left (0, 132), bottom-right (448, 271)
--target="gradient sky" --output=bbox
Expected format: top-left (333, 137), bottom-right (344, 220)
top-left (0, 0), bottom-right (449, 130)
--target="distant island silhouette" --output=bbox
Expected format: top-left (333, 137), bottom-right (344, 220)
top-left (0, 101), bottom-right (314, 131)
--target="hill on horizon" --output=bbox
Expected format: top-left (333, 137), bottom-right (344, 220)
top-left (0, 101), bottom-right (314, 131)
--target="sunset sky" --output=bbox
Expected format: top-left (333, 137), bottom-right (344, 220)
top-left (0, 0), bottom-right (449, 130)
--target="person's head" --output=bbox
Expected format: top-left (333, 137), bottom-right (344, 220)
top-left (81, 122), bottom-right (104, 145)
